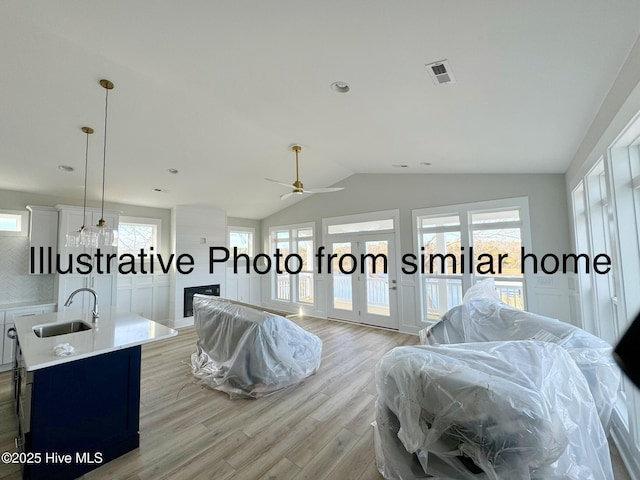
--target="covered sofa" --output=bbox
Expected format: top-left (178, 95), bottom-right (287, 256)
top-left (374, 341), bottom-right (613, 479)
top-left (190, 295), bottom-right (322, 398)
top-left (420, 278), bottom-right (621, 431)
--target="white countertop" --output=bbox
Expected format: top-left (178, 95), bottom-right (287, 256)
top-left (0, 300), bottom-right (56, 311)
top-left (15, 309), bottom-right (178, 371)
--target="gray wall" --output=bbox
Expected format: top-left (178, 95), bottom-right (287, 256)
top-left (261, 173), bottom-right (571, 258)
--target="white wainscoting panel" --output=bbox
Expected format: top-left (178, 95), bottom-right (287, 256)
top-left (117, 274), bottom-right (170, 324)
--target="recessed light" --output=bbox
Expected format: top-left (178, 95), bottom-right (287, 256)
top-left (58, 165), bottom-right (74, 172)
top-left (392, 164), bottom-right (409, 168)
top-left (331, 82), bottom-right (350, 93)
top-left (168, 168), bottom-right (178, 174)
top-left (420, 162), bottom-right (432, 166)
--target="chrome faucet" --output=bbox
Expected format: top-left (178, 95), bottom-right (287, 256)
top-left (64, 288), bottom-right (99, 323)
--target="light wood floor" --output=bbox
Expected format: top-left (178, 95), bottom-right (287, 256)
top-left (0, 315), bottom-right (632, 480)
top-left (0, 316), bottom-right (417, 480)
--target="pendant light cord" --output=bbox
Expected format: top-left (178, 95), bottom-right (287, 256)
top-left (82, 130), bottom-right (89, 229)
top-left (100, 86), bottom-right (109, 222)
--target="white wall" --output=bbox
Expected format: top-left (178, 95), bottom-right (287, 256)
top-left (260, 173), bottom-right (572, 333)
top-left (170, 205), bottom-right (226, 327)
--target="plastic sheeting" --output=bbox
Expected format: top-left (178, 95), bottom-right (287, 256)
top-left (190, 295), bottom-right (322, 398)
top-left (374, 341), bottom-right (613, 480)
top-left (419, 279), bottom-right (621, 431)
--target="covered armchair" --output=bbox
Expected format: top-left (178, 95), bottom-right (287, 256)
top-left (374, 341), bottom-right (613, 479)
top-left (419, 279), bottom-right (621, 431)
top-left (190, 295), bottom-right (322, 398)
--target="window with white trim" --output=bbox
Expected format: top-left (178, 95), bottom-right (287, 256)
top-left (269, 224), bottom-right (314, 305)
top-left (413, 197), bottom-right (531, 322)
top-left (0, 210), bottom-right (28, 236)
top-left (118, 217), bottom-right (160, 255)
top-left (570, 111), bottom-right (640, 452)
top-left (228, 227), bottom-right (255, 257)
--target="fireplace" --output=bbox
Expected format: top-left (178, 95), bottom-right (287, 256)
top-left (183, 284), bottom-right (220, 317)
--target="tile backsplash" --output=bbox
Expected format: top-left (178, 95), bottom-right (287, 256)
top-left (0, 236), bottom-right (54, 304)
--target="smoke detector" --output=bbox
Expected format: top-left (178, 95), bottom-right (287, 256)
top-left (425, 59), bottom-right (456, 85)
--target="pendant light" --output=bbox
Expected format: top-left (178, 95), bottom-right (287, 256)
top-left (65, 126), bottom-right (94, 247)
top-left (84, 79), bottom-right (119, 248)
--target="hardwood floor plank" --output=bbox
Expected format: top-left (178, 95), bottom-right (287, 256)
top-left (325, 427), bottom-right (378, 480)
top-left (257, 457), bottom-right (301, 480)
top-left (295, 427), bottom-right (359, 480)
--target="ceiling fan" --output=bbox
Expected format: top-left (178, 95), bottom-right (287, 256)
top-left (266, 145), bottom-right (344, 200)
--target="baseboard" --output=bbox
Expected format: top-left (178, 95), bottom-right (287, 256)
top-left (611, 408), bottom-right (640, 480)
top-left (173, 316), bottom-right (195, 329)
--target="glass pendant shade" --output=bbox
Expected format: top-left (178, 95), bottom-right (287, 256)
top-left (65, 126), bottom-right (93, 248)
top-left (83, 221), bottom-right (119, 248)
top-left (65, 225), bottom-right (89, 248)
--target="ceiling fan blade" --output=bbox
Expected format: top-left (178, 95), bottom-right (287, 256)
top-left (265, 178), bottom-right (293, 188)
top-left (280, 192), bottom-right (295, 200)
top-left (304, 187), bottom-right (344, 193)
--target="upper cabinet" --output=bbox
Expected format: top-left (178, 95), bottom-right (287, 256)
top-left (26, 206), bottom-right (59, 275)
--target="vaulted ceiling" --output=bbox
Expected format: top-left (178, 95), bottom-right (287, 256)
top-left (2, 1), bottom-right (640, 218)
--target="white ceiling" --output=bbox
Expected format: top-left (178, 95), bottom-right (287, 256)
top-left (2, 1), bottom-right (640, 219)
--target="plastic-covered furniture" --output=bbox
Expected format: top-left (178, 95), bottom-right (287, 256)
top-left (420, 279), bottom-right (621, 431)
top-left (190, 295), bottom-right (322, 398)
top-left (374, 341), bottom-right (613, 480)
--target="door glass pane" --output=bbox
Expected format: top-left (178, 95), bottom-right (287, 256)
top-left (332, 242), bottom-right (352, 311)
top-left (298, 239), bottom-right (314, 304)
top-left (365, 240), bottom-right (389, 316)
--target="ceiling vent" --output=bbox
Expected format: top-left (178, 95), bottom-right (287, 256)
top-left (425, 59), bottom-right (456, 85)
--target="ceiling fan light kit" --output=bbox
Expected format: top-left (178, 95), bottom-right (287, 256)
top-left (266, 145), bottom-right (344, 200)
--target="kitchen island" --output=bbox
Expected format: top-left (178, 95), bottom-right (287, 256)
top-left (13, 309), bottom-right (177, 480)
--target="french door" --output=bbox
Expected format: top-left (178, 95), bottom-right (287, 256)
top-left (327, 233), bottom-right (398, 329)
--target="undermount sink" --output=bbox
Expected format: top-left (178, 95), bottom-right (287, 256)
top-left (33, 321), bottom-right (93, 338)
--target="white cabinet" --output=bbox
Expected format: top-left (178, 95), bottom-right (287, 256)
top-left (27, 206), bottom-right (59, 275)
top-left (56, 206), bottom-right (119, 312)
top-left (1, 304), bottom-right (56, 367)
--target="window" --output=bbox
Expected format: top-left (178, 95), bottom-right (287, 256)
top-left (470, 208), bottom-right (524, 309)
top-left (269, 224), bottom-right (314, 305)
top-left (118, 216), bottom-right (160, 256)
top-left (228, 227), bottom-right (255, 257)
top-left (327, 218), bottom-right (394, 234)
top-left (0, 210), bottom-right (28, 236)
top-left (414, 197), bottom-right (531, 322)
top-left (570, 111), bottom-right (640, 451)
